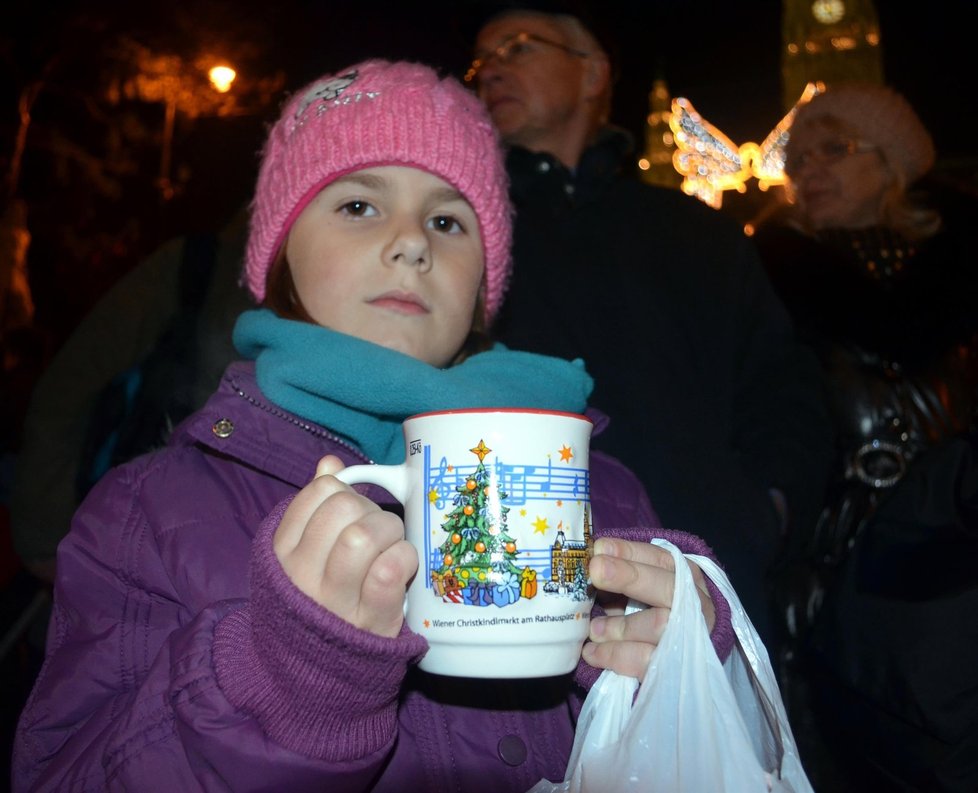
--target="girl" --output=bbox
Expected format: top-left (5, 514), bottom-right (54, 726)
top-left (14, 60), bottom-right (733, 792)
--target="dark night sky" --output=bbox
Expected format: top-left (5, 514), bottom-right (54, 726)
top-left (196, 0), bottom-right (974, 221)
top-left (230, 0), bottom-right (970, 216)
top-left (7, 0), bottom-right (970, 212)
top-left (2, 0), bottom-right (973, 342)
top-left (241, 1), bottom-right (970, 163)
top-left (266, 1), bottom-right (971, 163)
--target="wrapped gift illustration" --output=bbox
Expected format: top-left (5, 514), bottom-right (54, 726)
top-left (492, 570), bottom-right (521, 606)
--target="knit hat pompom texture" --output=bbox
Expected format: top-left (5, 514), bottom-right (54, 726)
top-left (790, 82), bottom-right (935, 183)
top-left (245, 59), bottom-right (512, 323)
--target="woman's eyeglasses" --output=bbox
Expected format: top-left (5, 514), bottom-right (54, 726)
top-left (464, 32), bottom-right (589, 83)
top-left (784, 138), bottom-right (879, 176)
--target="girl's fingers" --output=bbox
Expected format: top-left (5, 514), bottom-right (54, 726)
top-left (274, 473), bottom-right (350, 555)
top-left (590, 539), bottom-right (714, 627)
top-left (275, 455), bottom-right (349, 555)
top-left (320, 509), bottom-right (406, 616)
top-left (357, 539), bottom-right (419, 636)
top-left (594, 538), bottom-right (676, 572)
top-left (589, 547), bottom-right (676, 611)
top-left (586, 539), bottom-right (718, 678)
top-left (589, 605), bottom-right (671, 647)
top-left (581, 638), bottom-right (654, 680)
top-left (274, 454), bottom-right (418, 636)
top-left (315, 454), bottom-right (345, 478)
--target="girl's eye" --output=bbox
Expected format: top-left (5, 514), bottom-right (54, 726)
top-left (428, 215), bottom-right (463, 234)
top-left (339, 200), bottom-right (376, 217)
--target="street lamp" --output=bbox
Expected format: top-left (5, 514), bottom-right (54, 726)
top-left (123, 46), bottom-right (238, 200)
top-left (159, 87), bottom-right (178, 201)
top-left (155, 63), bottom-right (236, 200)
top-left (208, 65), bottom-right (236, 93)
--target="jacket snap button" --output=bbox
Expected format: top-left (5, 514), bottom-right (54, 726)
top-left (212, 418), bottom-right (234, 438)
top-left (497, 734), bottom-right (527, 766)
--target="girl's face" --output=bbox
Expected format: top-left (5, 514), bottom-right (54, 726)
top-left (286, 166), bottom-right (485, 367)
top-left (785, 118), bottom-right (890, 230)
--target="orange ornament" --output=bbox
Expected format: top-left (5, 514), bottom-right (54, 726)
top-left (475, 541), bottom-right (486, 553)
top-left (466, 479), bottom-right (477, 491)
top-left (451, 533), bottom-right (461, 544)
top-left (463, 505), bottom-right (474, 516)
top-left (505, 542), bottom-right (516, 553)
top-left (444, 553), bottom-right (454, 566)
top-left (483, 486), bottom-right (490, 496)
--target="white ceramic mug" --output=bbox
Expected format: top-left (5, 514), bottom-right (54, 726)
top-left (335, 408), bottom-right (594, 678)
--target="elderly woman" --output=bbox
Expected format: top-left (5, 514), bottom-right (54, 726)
top-left (753, 83), bottom-right (978, 793)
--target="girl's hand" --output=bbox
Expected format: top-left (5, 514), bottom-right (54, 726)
top-left (583, 537), bottom-right (716, 679)
top-left (273, 455), bottom-right (418, 638)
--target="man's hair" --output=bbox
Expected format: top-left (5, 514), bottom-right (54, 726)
top-left (548, 12), bottom-right (612, 127)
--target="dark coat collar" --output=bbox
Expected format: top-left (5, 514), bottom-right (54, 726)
top-left (505, 126), bottom-right (635, 206)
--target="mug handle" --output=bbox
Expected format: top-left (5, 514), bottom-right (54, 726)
top-left (333, 463), bottom-right (412, 506)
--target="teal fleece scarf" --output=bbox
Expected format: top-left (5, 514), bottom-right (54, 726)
top-left (233, 309), bottom-right (594, 464)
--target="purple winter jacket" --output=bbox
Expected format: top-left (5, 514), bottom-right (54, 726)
top-left (13, 361), bottom-right (734, 792)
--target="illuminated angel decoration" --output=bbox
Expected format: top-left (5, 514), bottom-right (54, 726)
top-left (669, 82), bottom-right (823, 208)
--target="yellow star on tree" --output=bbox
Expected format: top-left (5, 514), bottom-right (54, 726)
top-left (532, 516), bottom-right (549, 535)
top-left (558, 445), bottom-right (573, 462)
top-left (470, 439), bottom-right (491, 462)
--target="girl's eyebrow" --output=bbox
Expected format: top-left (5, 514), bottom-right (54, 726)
top-left (430, 186), bottom-right (466, 204)
top-left (332, 172), bottom-right (387, 190)
top-left (332, 173), bottom-right (465, 205)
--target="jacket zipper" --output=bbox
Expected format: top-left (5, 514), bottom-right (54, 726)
top-left (231, 381), bottom-right (373, 464)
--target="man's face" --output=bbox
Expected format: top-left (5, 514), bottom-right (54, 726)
top-left (473, 13), bottom-right (592, 156)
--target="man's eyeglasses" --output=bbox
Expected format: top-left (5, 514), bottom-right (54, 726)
top-left (784, 138), bottom-right (879, 177)
top-left (464, 32), bottom-right (589, 83)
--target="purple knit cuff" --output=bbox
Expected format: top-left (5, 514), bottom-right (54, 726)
top-left (573, 527), bottom-right (735, 691)
top-left (213, 497), bottom-right (428, 761)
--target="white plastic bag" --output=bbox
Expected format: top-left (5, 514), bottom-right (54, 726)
top-left (528, 539), bottom-right (814, 793)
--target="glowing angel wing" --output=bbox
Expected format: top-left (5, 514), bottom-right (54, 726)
top-left (669, 97), bottom-right (750, 208)
top-left (751, 82), bottom-right (824, 188)
top-left (668, 82), bottom-right (824, 208)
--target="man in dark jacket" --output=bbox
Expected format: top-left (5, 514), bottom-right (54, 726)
top-left (470, 4), bottom-right (834, 643)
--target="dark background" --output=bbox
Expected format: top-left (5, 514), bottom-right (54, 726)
top-left (2, 0), bottom-right (972, 350)
top-left (0, 3), bottom-right (973, 789)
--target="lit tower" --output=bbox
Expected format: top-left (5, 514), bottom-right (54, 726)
top-left (781, 0), bottom-right (883, 112)
top-left (638, 75), bottom-right (682, 189)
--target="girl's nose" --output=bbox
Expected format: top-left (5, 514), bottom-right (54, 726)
top-left (383, 223), bottom-right (432, 273)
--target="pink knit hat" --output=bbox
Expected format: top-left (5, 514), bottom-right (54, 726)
top-left (245, 59), bottom-right (512, 323)
top-left (790, 82), bottom-right (935, 183)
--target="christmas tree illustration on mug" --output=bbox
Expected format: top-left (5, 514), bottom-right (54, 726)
top-left (430, 438), bottom-right (592, 607)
